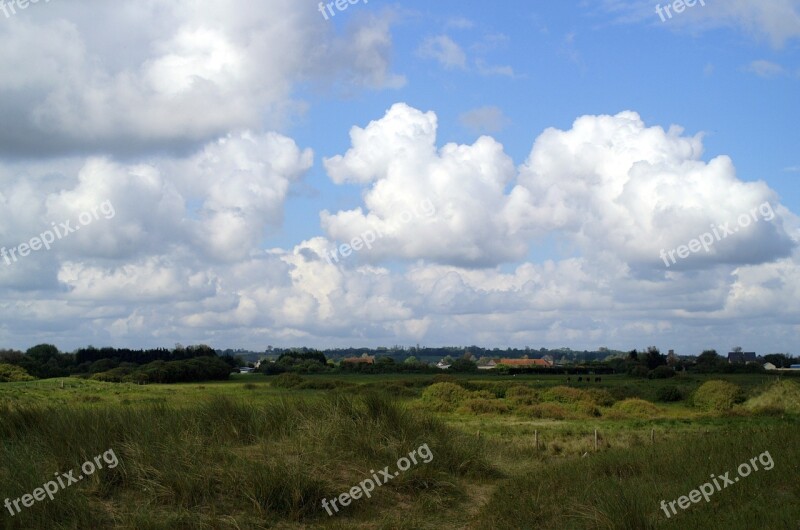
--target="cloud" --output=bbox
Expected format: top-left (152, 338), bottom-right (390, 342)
top-left (744, 59), bottom-right (787, 77)
top-left (1, 98), bottom-right (798, 352)
top-left (0, 0), bottom-right (403, 158)
top-left (418, 35), bottom-right (467, 70)
top-left (516, 111), bottom-right (798, 269)
top-left (322, 103), bottom-right (529, 267)
top-left (459, 106), bottom-right (512, 134)
top-left (322, 105), bottom-right (797, 271)
top-left (601, 0), bottom-right (800, 48)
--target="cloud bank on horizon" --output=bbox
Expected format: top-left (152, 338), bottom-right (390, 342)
top-left (1, 0), bottom-right (799, 353)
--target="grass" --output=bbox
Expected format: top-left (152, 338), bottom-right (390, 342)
top-left (1, 372), bottom-right (799, 528)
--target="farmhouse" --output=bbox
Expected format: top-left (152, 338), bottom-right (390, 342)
top-left (727, 351), bottom-right (757, 364)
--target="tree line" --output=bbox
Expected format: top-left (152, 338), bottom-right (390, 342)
top-left (0, 344), bottom-right (236, 383)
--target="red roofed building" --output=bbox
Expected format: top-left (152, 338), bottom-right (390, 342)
top-left (342, 356), bottom-right (375, 365)
top-left (499, 358), bottom-right (553, 367)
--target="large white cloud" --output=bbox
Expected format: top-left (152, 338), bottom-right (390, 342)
top-left (0, 0), bottom-right (403, 156)
top-left (322, 103), bottom-right (525, 266)
top-left (321, 105), bottom-right (797, 270)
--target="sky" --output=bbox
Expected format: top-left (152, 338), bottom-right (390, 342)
top-left (0, 0), bottom-right (798, 354)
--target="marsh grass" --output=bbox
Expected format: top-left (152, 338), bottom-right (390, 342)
top-left (0, 393), bottom-right (495, 528)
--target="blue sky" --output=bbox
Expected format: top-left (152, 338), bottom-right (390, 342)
top-left (0, 0), bottom-right (798, 354)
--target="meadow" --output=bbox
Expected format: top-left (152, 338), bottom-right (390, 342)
top-left (1, 372), bottom-right (799, 529)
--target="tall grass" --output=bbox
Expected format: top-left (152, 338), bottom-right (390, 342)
top-left (0, 393), bottom-right (495, 528)
top-left (474, 421), bottom-right (800, 529)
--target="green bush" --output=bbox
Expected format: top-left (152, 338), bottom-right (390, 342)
top-left (542, 386), bottom-right (589, 404)
top-left (648, 366), bottom-right (676, 379)
top-left (421, 382), bottom-right (471, 411)
top-left (585, 388), bottom-right (616, 407)
top-left (574, 401), bottom-right (602, 418)
top-left (609, 398), bottom-right (660, 418)
top-left (656, 386), bottom-right (683, 402)
top-left (459, 398), bottom-right (510, 414)
top-left (506, 385), bottom-right (539, 405)
top-left (692, 380), bottom-right (745, 412)
top-left (270, 372), bottom-right (305, 389)
top-left (431, 374), bottom-right (458, 384)
top-left (519, 402), bottom-right (571, 420)
top-left (0, 363), bottom-right (35, 382)
top-left (744, 380), bottom-right (800, 414)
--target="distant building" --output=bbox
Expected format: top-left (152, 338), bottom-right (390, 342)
top-left (499, 358), bottom-right (553, 367)
top-left (477, 360), bottom-right (497, 370)
top-left (238, 367), bottom-right (255, 374)
top-left (343, 356), bottom-right (374, 365)
top-left (791, 364), bottom-right (800, 370)
top-left (727, 351), bottom-right (757, 364)
top-left (763, 362), bottom-right (777, 370)
top-left (436, 361), bottom-right (451, 370)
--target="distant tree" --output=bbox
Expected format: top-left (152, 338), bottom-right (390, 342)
top-left (628, 349), bottom-right (639, 361)
top-left (764, 354), bottom-right (793, 368)
top-left (695, 350), bottom-right (724, 372)
top-left (648, 365), bottom-right (675, 379)
top-left (645, 346), bottom-right (667, 370)
top-left (26, 344), bottom-right (60, 363)
top-left (450, 359), bottom-right (478, 373)
top-left (404, 356), bottom-right (418, 364)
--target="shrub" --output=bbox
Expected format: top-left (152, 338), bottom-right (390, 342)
top-left (506, 385), bottom-right (539, 405)
top-left (421, 382), bottom-right (472, 412)
top-left (744, 380), bottom-right (800, 414)
top-left (585, 388), bottom-right (615, 407)
top-left (648, 366), bottom-right (676, 379)
top-left (460, 398), bottom-right (510, 415)
top-left (432, 374), bottom-right (458, 385)
top-left (520, 402), bottom-right (571, 420)
top-left (543, 386), bottom-right (589, 404)
top-left (0, 363), bottom-right (35, 382)
top-left (611, 398), bottom-right (660, 418)
top-left (270, 372), bottom-right (305, 389)
top-left (574, 401), bottom-right (602, 418)
top-left (628, 365), bottom-right (650, 378)
top-left (692, 380), bottom-right (744, 412)
top-left (463, 381), bottom-right (508, 398)
top-left (655, 386), bottom-right (683, 402)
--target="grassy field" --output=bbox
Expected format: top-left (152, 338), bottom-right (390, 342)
top-left (1, 372), bottom-right (799, 529)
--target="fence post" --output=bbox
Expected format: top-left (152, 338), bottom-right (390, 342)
top-left (535, 429), bottom-right (538, 450)
top-left (594, 429), bottom-right (598, 452)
